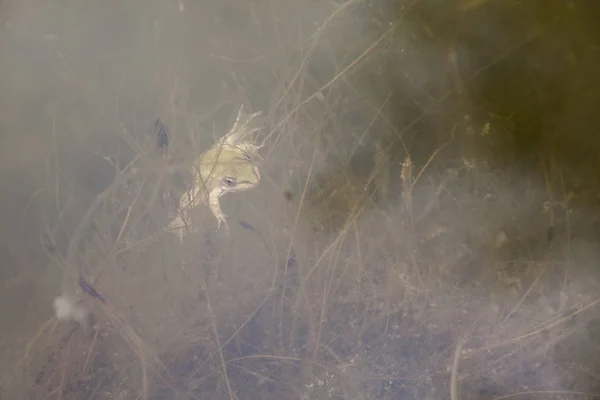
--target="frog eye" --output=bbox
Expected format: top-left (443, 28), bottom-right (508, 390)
top-left (244, 153), bottom-right (251, 161)
top-left (223, 177), bottom-right (237, 187)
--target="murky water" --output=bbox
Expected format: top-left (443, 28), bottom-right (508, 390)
top-left (2, 0), bottom-right (600, 399)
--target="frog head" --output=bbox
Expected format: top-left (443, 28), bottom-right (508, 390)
top-left (215, 148), bottom-right (261, 193)
top-left (198, 146), bottom-right (261, 194)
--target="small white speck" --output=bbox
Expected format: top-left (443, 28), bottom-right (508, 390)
top-left (495, 231), bottom-right (508, 248)
top-left (53, 295), bottom-right (88, 326)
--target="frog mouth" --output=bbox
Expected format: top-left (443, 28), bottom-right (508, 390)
top-left (235, 174), bottom-right (259, 188)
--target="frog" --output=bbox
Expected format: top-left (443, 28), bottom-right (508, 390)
top-left (166, 105), bottom-right (263, 239)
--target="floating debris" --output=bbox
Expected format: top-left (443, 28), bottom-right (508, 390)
top-left (154, 118), bottom-right (169, 150)
top-left (79, 275), bottom-right (106, 303)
